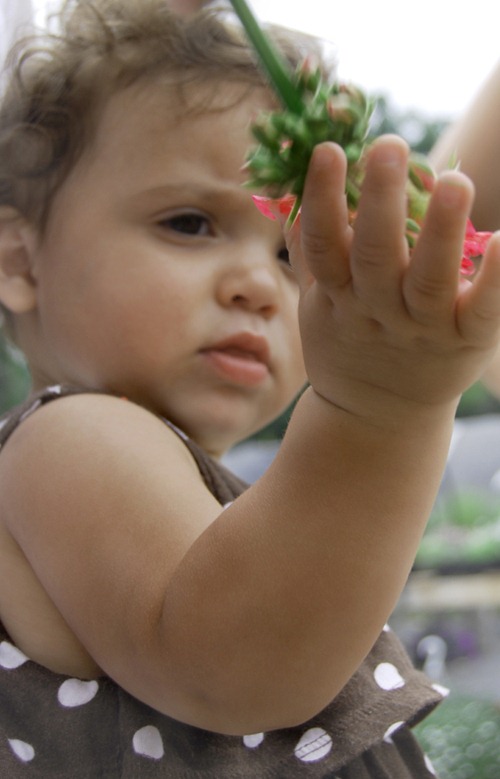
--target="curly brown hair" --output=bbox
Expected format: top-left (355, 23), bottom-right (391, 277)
top-left (0, 0), bottom-right (332, 230)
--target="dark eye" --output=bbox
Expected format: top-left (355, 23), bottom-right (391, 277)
top-left (277, 246), bottom-right (291, 266)
top-left (161, 213), bottom-right (211, 236)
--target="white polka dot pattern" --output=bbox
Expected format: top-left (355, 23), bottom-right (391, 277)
top-left (0, 632), bottom-right (441, 773)
top-left (8, 739), bottom-right (35, 763)
top-left (0, 641), bottom-right (29, 669)
top-left (294, 727), bottom-right (333, 763)
top-left (424, 753), bottom-right (437, 775)
top-left (57, 679), bottom-right (99, 708)
top-left (0, 387), bottom-right (447, 776)
top-left (374, 662), bottom-right (405, 691)
top-left (243, 732), bottom-right (265, 748)
top-left (383, 721), bottom-right (404, 743)
top-left (431, 682), bottom-right (450, 698)
top-left (133, 726), bottom-right (165, 760)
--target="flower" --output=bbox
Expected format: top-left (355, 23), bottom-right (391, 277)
top-left (230, 0), bottom-right (493, 275)
top-left (252, 194), bottom-right (297, 222)
top-left (462, 219), bottom-right (493, 275)
top-left (252, 196), bottom-right (492, 277)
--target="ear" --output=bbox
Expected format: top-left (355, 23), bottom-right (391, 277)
top-left (0, 206), bottom-right (38, 314)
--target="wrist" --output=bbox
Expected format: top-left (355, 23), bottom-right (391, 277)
top-left (305, 381), bottom-right (459, 437)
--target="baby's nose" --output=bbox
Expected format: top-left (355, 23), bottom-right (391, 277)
top-left (217, 252), bottom-right (281, 318)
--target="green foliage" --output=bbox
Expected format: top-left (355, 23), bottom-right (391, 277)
top-left (0, 331), bottom-right (30, 416)
top-left (416, 489), bottom-right (500, 570)
top-left (414, 695), bottom-right (500, 778)
top-left (247, 73), bottom-right (372, 215)
top-left (457, 382), bottom-right (500, 418)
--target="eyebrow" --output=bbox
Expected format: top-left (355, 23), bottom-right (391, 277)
top-left (128, 181), bottom-right (252, 211)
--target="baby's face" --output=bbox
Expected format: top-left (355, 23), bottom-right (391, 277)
top-left (27, 81), bottom-right (306, 455)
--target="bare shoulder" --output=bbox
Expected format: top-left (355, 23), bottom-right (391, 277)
top-left (0, 392), bottom-right (196, 472)
top-left (0, 393), bottom-right (206, 514)
top-left (0, 393), bottom-right (222, 680)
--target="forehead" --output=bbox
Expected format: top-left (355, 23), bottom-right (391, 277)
top-left (43, 79), bottom-right (277, 231)
top-left (67, 79), bottom-right (273, 192)
top-left (89, 79), bottom-right (270, 159)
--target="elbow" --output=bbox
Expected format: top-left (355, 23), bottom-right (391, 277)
top-left (168, 679), bottom-right (340, 736)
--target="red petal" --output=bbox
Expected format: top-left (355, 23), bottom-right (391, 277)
top-left (461, 220), bottom-right (493, 274)
top-left (460, 256), bottom-right (476, 276)
top-left (252, 194), bottom-right (297, 222)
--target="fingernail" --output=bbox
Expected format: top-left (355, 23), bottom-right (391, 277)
top-left (436, 173), bottom-right (471, 208)
top-left (373, 137), bottom-right (407, 167)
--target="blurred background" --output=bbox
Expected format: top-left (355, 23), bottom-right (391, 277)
top-left (2, 2), bottom-right (500, 776)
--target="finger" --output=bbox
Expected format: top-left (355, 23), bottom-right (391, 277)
top-left (284, 213), bottom-right (316, 292)
top-left (404, 171), bottom-right (474, 323)
top-left (296, 142), bottom-right (352, 289)
top-left (349, 136), bottom-right (409, 302)
top-left (458, 231), bottom-right (500, 346)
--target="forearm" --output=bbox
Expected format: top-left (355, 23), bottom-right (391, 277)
top-left (430, 61), bottom-right (500, 395)
top-left (480, 341), bottom-right (500, 398)
top-left (159, 388), bottom-right (456, 733)
top-left (430, 60), bottom-right (500, 230)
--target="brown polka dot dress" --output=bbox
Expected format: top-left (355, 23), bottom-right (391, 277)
top-left (0, 387), bottom-right (444, 777)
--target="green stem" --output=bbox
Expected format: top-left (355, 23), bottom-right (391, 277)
top-left (287, 196), bottom-right (302, 226)
top-left (229, 0), bottom-right (304, 114)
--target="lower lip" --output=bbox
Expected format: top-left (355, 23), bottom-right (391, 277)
top-left (201, 350), bottom-right (270, 386)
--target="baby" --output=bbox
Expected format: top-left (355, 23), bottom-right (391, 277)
top-left (0, 1), bottom-right (499, 776)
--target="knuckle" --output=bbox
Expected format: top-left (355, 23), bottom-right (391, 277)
top-left (409, 271), bottom-right (449, 303)
top-left (302, 228), bottom-right (331, 261)
top-left (352, 239), bottom-right (390, 272)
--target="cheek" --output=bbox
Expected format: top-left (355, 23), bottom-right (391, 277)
top-left (101, 280), bottom-right (203, 373)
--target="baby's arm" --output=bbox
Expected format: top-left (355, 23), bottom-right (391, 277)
top-left (431, 60), bottom-right (500, 395)
top-left (2, 137), bottom-right (500, 737)
top-left (431, 59), bottom-right (500, 232)
top-left (161, 137), bottom-right (500, 729)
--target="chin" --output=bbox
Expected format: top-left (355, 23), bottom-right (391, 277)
top-left (181, 414), bottom-right (265, 460)
top-left (167, 392), bottom-right (291, 458)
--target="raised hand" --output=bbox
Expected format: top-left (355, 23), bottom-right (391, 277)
top-left (286, 136), bottom-right (500, 425)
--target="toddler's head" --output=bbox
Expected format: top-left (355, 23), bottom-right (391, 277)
top-left (0, 0), bottom-right (332, 450)
top-left (0, 0), bottom-right (331, 230)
